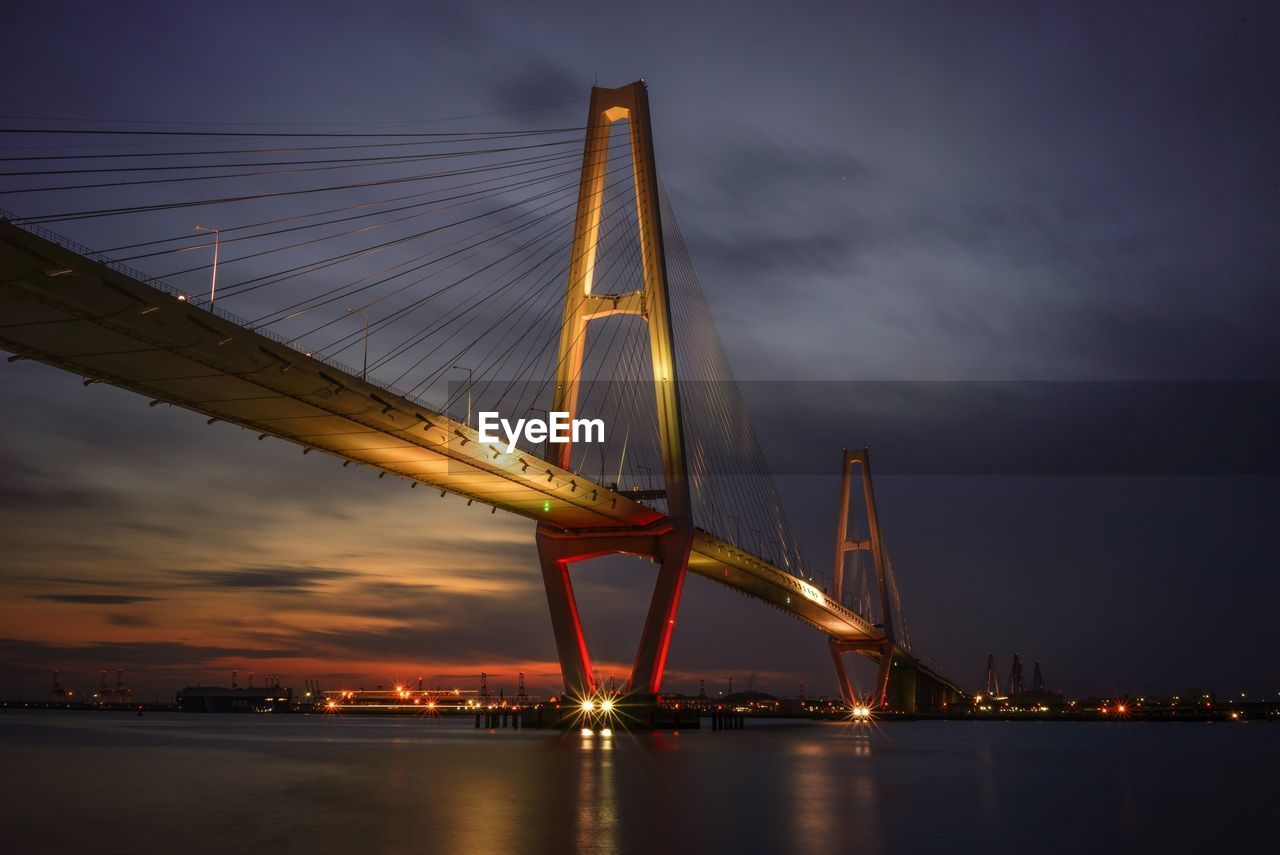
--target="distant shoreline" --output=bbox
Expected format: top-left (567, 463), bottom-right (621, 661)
top-left (3, 700), bottom-right (1275, 724)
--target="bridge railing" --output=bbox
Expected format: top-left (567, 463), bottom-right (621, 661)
top-left (1, 208), bottom-right (445, 417)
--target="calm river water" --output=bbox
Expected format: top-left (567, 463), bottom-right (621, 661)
top-left (0, 711), bottom-right (1271, 853)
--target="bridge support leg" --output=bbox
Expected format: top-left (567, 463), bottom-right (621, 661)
top-left (829, 639), bottom-right (895, 710)
top-left (536, 525), bottom-right (692, 700)
top-left (629, 529), bottom-right (693, 696)
top-left (828, 639), bottom-right (856, 708)
top-left (874, 644), bottom-right (895, 709)
top-left (536, 533), bottom-right (597, 699)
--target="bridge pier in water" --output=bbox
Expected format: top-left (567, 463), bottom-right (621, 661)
top-left (888, 661), bottom-right (965, 714)
top-left (887, 659), bottom-right (919, 714)
top-left (915, 671), bottom-right (963, 711)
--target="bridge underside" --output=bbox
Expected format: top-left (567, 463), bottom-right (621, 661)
top-left (883, 652), bottom-right (967, 713)
top-left (0, 221), bottom-right (952, 695)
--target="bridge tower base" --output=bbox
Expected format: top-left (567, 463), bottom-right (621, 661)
top-left (536, 525), bottom-right (693, 699)
top-left (829, 638), bottom-right (894, 711)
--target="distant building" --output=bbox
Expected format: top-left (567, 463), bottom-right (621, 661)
top-left (176, 685), bottom-right (292, 713)
top-left (322, 687), bottom-right (484, 710)
top-left (1007, 689), bottom-right (1065, 709)
top-left (722, 691), bottom-right (780, 712)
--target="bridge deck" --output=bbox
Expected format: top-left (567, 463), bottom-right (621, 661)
top-left (0, 219), bottom-right (898, 649)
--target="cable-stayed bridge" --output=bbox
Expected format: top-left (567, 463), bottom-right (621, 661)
top-left (0, 82), bottom-right (960, 711)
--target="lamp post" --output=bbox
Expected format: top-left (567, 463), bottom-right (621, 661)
top-left (193, 225), bottom-right (220, 307)
top-left (346, 307), bottom-right (369, 379)
top-left (527, 407), bottom-right (548, 460)
top-left (451, 364), bottom-right (473, 427)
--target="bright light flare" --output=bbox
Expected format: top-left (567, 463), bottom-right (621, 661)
top-left (574, 691), bottom-right (622, 732)
top-left (846, 702), bottom-right (874, 722)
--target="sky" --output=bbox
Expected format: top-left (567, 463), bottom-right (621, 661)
top-left (1, 1), bottom-right (1277, 702)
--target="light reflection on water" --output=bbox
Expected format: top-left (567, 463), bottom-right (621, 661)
top-left (0, 712), bottom-right (1272, 853)
top-left (576, 728), bottom-right (618, 854)
top-left (787, 740), bottom-right (838, 854)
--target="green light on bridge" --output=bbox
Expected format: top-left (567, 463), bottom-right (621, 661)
top-left (543, 500), bottom-right (551, 513)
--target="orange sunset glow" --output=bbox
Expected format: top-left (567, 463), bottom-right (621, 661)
top-left (1, 368), bottom-right (819, 701)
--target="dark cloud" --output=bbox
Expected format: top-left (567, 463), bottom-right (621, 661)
top-left (275, 622), bottom-right (550, 664)
top-left (106, 613), bottom-right (154, 628)
top-left (742, 381), bottom-right (1280, 476)
top-left (685, 232), bottom-right (854, 279)
top-left (681, 137), bottom-right (871, 215)
top-left (0, 638), bottom-right (300, 669)
top-left (173, 566), bottom-right (355, 592)
top-left (0, 456), bottom-right (117, 512)
top-left (0, 484), bottom-right (115, 512)
top-left (668, 138), bottom-right (869, 279)
top-left (31, 594), bottom-right (158, 605)
top-left (483, 59), bottom-right (587, 116)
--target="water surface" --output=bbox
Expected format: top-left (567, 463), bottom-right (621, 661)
top-left (1, 711), bottom-right (1270, 853)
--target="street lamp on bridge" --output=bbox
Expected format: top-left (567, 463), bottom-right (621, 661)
top-left (451, 364), bottom-right (473, 427)
top-left (527, 406), bottom-right (548, 459)
top-left (193, 225), bottom-right (220, 308)
top-left (346, 307), bottom-right (369, 379)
